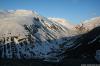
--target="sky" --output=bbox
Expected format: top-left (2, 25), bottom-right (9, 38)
top-left (0, 0), bottom-right (100, 24)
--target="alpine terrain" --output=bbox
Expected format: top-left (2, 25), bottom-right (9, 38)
top-left (0, 10), bottom-right (100, 63)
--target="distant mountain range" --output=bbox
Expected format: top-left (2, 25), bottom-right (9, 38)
top-left (0, 10), bottom-right (100, 62)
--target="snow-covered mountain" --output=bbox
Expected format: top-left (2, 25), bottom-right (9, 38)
top-left (0, 10), bottom-right (78, 61)
top-left (83, 17), bottom-right (100, 30)
top-left (0, 10), bottom-right (100, 62)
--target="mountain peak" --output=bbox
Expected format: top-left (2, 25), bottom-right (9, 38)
top-left (83, 17), bottom-right (100, 23)
top-left (14, 10), bottom-right (34, 15)
top-left (48, 17), bottom-right (75, 30)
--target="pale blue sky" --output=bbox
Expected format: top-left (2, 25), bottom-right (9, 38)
top-left (0, 0), bottom-right (100, 24)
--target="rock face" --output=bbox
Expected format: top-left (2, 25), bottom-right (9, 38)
top-left (0, 10), bottom-right (100, 62)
